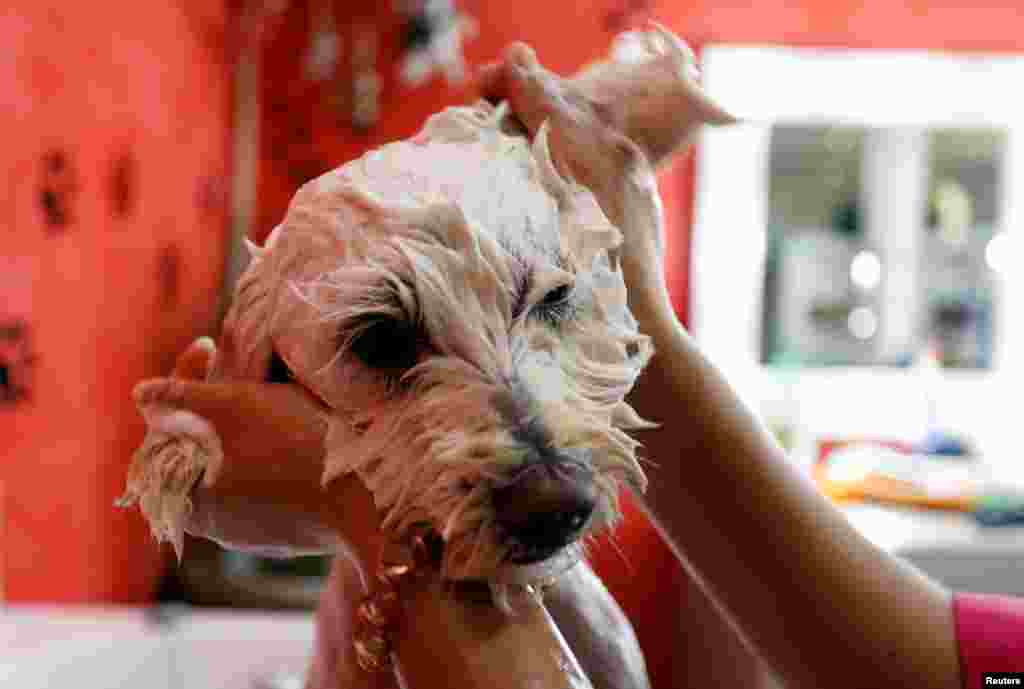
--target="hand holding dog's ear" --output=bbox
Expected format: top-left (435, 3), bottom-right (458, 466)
top-left (477, 28), bottom-right (735, 286)
top-left (478, 27), bottom-right (736, 183)
top-left (479, 43), bottom-right (649, 211)
top-left (139, 338), bottom-right (383, 569)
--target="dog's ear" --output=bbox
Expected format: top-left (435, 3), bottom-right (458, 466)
top-left (119, 377), bottom-right (226, 561)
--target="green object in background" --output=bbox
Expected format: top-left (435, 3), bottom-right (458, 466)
top-left (256, 554), bottom-right (331, 577)
top-left (977, 493), bottom-right (1023, 511)
top-left (769, 421), bottom-right (795, 453)
top-left (224, 551), bottom-right (331, 578)
top-left (765, 351), bottom-right (802, 453)
top-left (830, 200), bottom-right (862, 238)
top-left (768, 348), bottom-right (804, 369)
top-left (974, 493), bottom-right (1024, 527)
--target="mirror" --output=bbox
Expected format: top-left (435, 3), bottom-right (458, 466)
top-left (761, 125), bottom-right (1005, 368)
top-left (691, 45), bottom-right (1024, 464)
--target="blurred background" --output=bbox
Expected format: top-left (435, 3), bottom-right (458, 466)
top-left (4, 1), bottom-right (1024, 688)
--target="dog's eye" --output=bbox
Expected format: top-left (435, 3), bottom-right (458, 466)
top-left (348, 317), bottom-right (421, 371)
top-left (541, 284), bottom-right (571, 306)
top-left (265, 350), bottom-right (294, 384)
top-left (531, 284), bottom-right (574, 324)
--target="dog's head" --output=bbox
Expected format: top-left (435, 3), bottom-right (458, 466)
top-left (216, 102), bottom-right (653, 582)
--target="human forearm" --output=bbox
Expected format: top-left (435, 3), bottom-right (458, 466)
top-left (393, 576), bottom-right (593, 689)
top-left (544, 561), bottom-right (651, 689)
top-left (623, 265), bottom-right (960, 689)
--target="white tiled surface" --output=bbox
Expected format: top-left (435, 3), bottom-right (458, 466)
top-left (0, 606), bottom-right (315, 689)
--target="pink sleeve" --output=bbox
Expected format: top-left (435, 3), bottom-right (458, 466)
top-left (953, 592), bottom-right (1024, 688)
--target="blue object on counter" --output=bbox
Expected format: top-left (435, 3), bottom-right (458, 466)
top-left (918, 429), bottom-right (970, 457)
top-left (974, 494), bottom-right (1024, 526)
top-left (974, 508), bottom-right (1024, 527)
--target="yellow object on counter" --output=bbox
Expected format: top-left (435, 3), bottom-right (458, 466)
top-left (814, 441), bottom-right (978, 512)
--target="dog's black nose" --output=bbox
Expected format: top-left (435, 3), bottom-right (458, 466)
top-left (492, 459), bottom-right (596, 564)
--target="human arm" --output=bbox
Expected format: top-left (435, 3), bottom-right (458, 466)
top-left (393, 576), bottom-right (592, 689)
top-left (542, 562), bottom-right (651, 689)
top-left (623, 241), bottom-right (961, 689)
top-left (485, 37), bottom-right (963, 689)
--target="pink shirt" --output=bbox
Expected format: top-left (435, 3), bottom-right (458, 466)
top-left (954, 592), bottom-right (1024, 688)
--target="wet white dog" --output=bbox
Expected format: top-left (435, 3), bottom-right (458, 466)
top-left (120, 25), bottom-right (720, 599)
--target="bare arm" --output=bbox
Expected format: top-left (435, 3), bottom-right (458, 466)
top-left (544, 562), bottom-right (651, 689)
top-left (395, 576), bottom-right (593, 689)
top-left (617, 171), bottom-right (961, 689)
top-left (485, 37), bottom-right (963, 689)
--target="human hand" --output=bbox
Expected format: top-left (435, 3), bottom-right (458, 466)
top-left (479, 41), bottom-right (656, 224)
top-left (129, 337), bottom-right (382, 570)
top-left (480, 28), bottom-right (733, 166)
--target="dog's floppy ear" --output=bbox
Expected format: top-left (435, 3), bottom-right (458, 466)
top-left (118, 374), bottom-right (226, 561)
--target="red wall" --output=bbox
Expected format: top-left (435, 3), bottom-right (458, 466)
top-left (1, 3), bottom-right (232, 603)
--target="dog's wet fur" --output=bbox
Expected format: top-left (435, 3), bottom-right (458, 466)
top-left (217, 101), bottom-right (654, 583)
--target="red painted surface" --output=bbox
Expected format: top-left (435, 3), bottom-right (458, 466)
top-left (250, 2), bottom-right (1024, 686)
top-left (1, 3), bottom-right (232, 603)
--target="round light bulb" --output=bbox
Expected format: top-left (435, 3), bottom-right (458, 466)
top-left (850, 250), bottom-right (882, 290)
top-left (986, 231), bottom-right (1015, 276)
top-left (848, 306), bottom-right (878, 340)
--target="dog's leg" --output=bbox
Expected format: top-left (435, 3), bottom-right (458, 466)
top-left (116, 389), bottom-right (224, 560)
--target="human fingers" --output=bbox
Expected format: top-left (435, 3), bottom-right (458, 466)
top-left (502, 42), bottom-right (569, 136)
top-left (476, 44), bottom-right (548, 111)
top-left (476, 60), bottom-right (505, 104)
top-left (133, 377), bottom-right (328, 488)
top-left (171, 337), bottom-right (216, 381)
top-left (135, 377), bottom-right (325, 433)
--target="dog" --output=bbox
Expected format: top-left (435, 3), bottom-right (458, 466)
top-left (119, 22), bottom-right (723, 615)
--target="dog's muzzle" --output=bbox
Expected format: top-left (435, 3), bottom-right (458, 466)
top-left (492, 455), bottom-right (596, 564)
